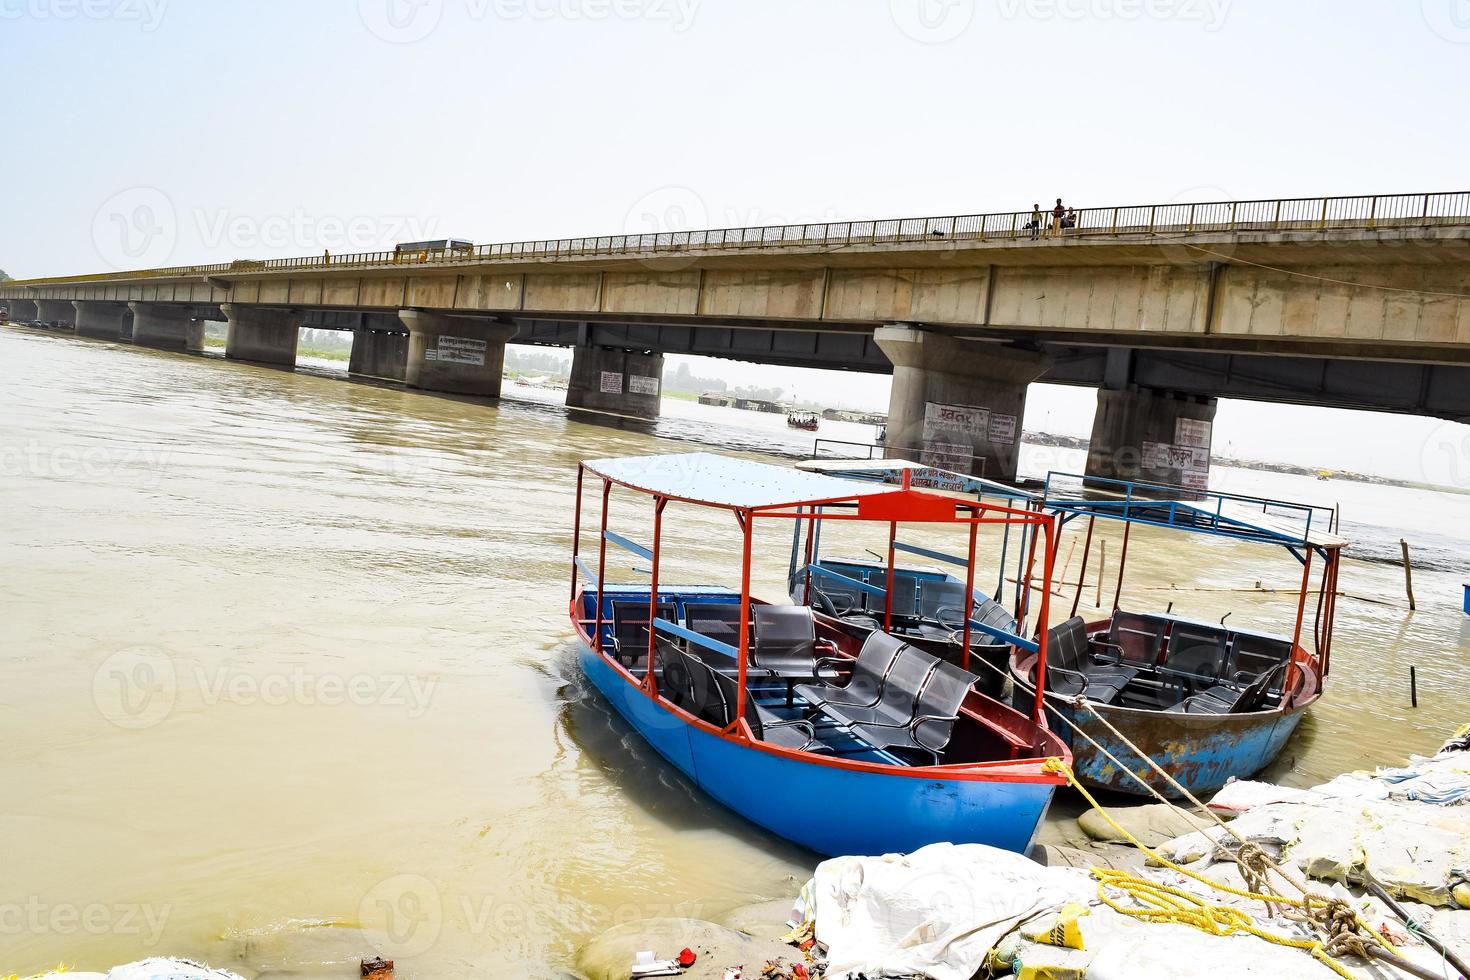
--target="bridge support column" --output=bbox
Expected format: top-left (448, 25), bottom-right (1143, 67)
top-left (1086, 386), bottom-right (1218, 490)
top-left (875, 325), bottom-right (1050, 482)
top-left (127, 303), bottom-right (193, 350)
top-left (6, 298), bottom-right (38, 322)
top-left (566, 345), bottom-right (664, 419)
top-left (222, 304), bottom-right (303, 367)
top-left (35, 300), bottom-right (75, 328)
top-left (349, 330), bottom-right (408, 382)
top-left (73, 301), bottom-right (131, 339)
top-left (401, 311), bottom-right (516, 397)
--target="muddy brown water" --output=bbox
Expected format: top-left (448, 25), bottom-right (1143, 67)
top-left (2, 327), bottom-right (1467, 977)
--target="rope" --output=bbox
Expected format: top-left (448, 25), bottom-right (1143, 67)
top-left (966, 653), bottom-right (1406, 969)
top-left (1044, 756), bottom-right (1388, 980)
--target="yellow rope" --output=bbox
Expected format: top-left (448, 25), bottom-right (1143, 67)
top-left (1041, 757), bottom-right (1399, 978)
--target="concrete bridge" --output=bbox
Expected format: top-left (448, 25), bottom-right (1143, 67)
top-left (4, 190), bottom-right (1469, 485)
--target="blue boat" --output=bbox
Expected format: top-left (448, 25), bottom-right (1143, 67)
top-left (1009, 474), bottom-right (1348, 797)
top-left (569, 452), bottom-right (1071, 857)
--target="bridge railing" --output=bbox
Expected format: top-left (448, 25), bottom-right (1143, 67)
top-left (6, 191), bottom-right (1470, 288)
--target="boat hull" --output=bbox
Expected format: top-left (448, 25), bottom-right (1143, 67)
top-left (577, 635), bottom-right (1057, 856)
top-left (1043, 695), bottom-right (1312, 797)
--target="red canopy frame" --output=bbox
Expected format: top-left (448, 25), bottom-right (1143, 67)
top-left (572, 461), bottom-right (1062, 730)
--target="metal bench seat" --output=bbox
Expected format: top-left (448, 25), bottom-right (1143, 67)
top-left (794, 630), bottom-right (907, 712)
top-left (610, 599), bottom-right (678, 667)
top-left (1041, 616), bottom-right (1137, 704)
top-left (1169, 662), bottom-right (1287, 715)
top-left (847, 659), bottom-right (979, 765)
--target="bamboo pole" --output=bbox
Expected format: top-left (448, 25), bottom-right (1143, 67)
top-left (1400, 539), bottom-right (1416, 610)
top-left (1095, 539), bottom-right (1105, 608)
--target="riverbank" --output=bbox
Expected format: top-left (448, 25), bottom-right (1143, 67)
top-left (573, 723), bottom-right (1470, 979)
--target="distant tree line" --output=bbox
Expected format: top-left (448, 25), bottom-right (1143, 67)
top-left (0, 269), bottom-right (10, 282)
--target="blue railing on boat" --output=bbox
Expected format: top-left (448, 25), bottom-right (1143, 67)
top-left (893, 540), bottom-right (970, 569)
top-left (575, 555), bottom-right (600, 589)
top-left (653, 617), bottom-right (740, 660)
top-left (1041, 472), bottom-right (1337, 549)
top-left (603, 529), bottom-right (653, 561)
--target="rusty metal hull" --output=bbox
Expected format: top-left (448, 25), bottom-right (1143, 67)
top-left (1043, 693), bottom-right (1315, 797)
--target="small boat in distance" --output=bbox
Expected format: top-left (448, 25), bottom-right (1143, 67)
top-left (569, 452), bottom-right (1070, 857)
top-left (1012, 473), bottom-right (1346, 797)
top-left (786, 411), bottom-right (820, 431)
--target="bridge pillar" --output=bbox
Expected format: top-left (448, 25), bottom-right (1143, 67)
top-left (73, 301), bottom-right (131, 340)
top-left (222, 304), bottom-right (303, 367)
top-left (127, 303), bottom-right (194, 350)
top-left (401, 310), bottom-right (516, 397)
top-left (875, 325), bottom-right (1050, 482)
top-left (566, 345), bottom-right (664, 419)
top-left (1086, 386), bottom-right (1218, 490)
top-left (35, 300), bottom-right (75, 327)
top-left (5, 298), bottom-right (38, 322)
top-left (348, 330), bottom-right (408, 382)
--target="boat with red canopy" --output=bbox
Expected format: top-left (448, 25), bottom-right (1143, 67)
top-left (568, 452), bottom-right (1070, 857)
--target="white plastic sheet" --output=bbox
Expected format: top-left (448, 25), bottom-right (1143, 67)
top-left (809, 842), bottom-right (1093, 980)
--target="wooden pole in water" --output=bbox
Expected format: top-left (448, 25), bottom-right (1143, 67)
top-left (1410, 666), bottom-right (1418, 708)
top-left (1400, 539), bottom-right (1416, 611)
top-left (1095, 539), bottom-right (1105, 608)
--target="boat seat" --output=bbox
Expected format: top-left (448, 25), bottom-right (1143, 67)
top-left (1040, 616), bottom-right (1137, 704)
top-left (808, 569), bottom-right (867, 616)
top-left (816, 644), bottom-right (939, 748)
top-left (654, 636), bottom-right (722, 723)
top-left (795, 630), bottom-right (908, 712)
top-left (1228, 634), bottom-right (1293, 694)
top-left (1160, 621), bottom-right (1231, 696)
top-left (918, 580), bottom-right (969, 624)
top-left (1109, 610), bottom-right (1169, 668)
top-left (848, 659), bottom-right (978, 765)
top-left (811, 589), bottom-right (883, 634)
top-left (1169, 663), bottom-right (1287, 715)
top-left (684, 601), bottom-right (744, 651)
top-left (884, 573), bottom-right (922, 620)
top-left (610, 599), bottom-right (678, 667)
top-left (699, 655), bottom-right (829, 753)
top-left (750, 604), bottom-right (837, 681)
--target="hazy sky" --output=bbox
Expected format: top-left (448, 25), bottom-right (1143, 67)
top-left (3, 0), bottom-right (1467, 482)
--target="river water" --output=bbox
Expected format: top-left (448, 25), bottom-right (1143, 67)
top-left (1, 327), bottom-right (1467, 977)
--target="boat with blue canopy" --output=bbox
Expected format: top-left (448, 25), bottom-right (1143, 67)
top-left (1011, 472), bottom-right (1347, 797)
top-left (789, 458), bottom-right (1039, 698)
top-left (568, 452), bottom-right (1071, 857)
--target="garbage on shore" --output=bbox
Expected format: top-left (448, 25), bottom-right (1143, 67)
top-left (779, 730), bottom-right (1470, 979)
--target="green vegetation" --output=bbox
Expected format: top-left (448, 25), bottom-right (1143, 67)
top-left (201, 325), bottom-right (351, 361)
top-left (0, 269), bottom-right (10, 282)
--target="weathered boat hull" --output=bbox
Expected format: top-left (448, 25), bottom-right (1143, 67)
top-left (576, 632), bottom-right (1059, 857)
top-left (1038, 694), bottom-right (1313, 797)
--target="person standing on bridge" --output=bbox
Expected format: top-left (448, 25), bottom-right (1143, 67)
top-left (1051, 199), bottom-right (1067, 237)
top-left (1027, 204), bottom-right (1043, 239)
